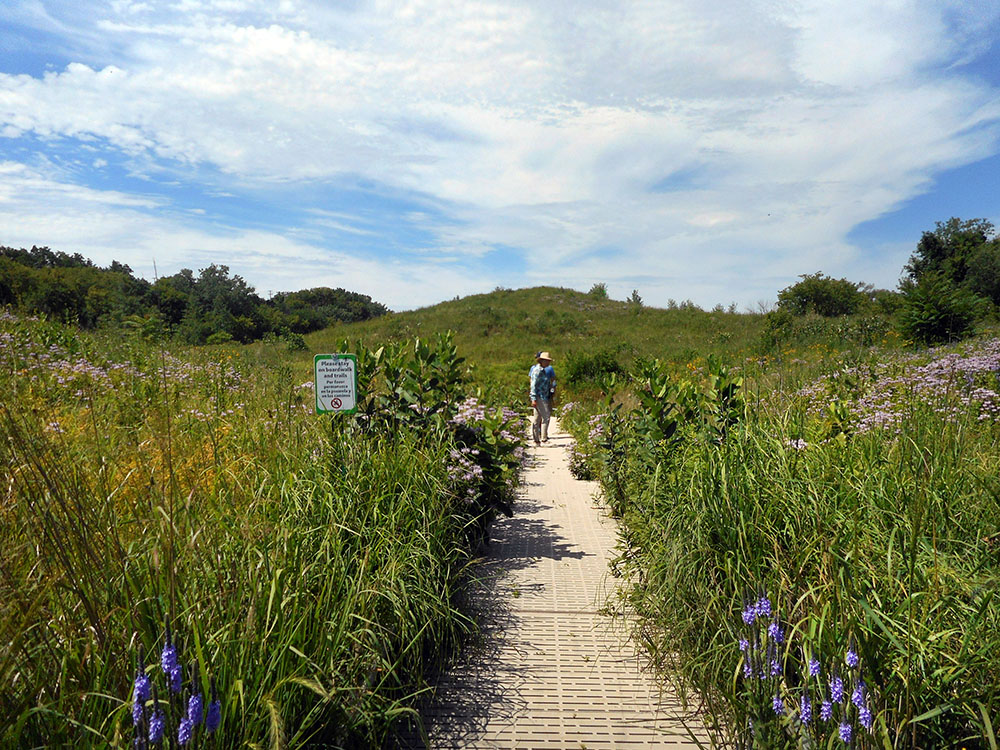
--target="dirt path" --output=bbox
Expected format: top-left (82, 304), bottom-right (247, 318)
top-left (412, 416), bottom-right (710, 749)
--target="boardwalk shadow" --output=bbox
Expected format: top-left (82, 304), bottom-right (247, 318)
top-left (393, 490), bottom-right (591, 747)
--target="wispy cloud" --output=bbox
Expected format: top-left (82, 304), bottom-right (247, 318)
top-left (1, 0), bottom-right (998, 308)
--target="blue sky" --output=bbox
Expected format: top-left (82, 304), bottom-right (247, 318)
top-left (1, 0), bottom-right (999, 310)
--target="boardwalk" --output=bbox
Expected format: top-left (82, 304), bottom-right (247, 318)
top-left (411, 417), bottom-right (710, 749)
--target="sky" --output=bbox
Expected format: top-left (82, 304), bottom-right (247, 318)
top-left (1, 0), bottom-right (999, 311)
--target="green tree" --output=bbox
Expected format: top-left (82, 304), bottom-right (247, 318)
top-left (776, 272), bottom-right (866, 316)
top-left (904, 217), bottom-right (995, 286)
top-left (966, 239), bottom-right (1000, 306)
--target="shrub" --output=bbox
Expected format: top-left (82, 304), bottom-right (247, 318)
top-left (777, 272), bottom-right (866, 317)
top-left (898, 273), bottom-right (985, 345)
top-left (564, 347), bottom-right (626, 385)
top-left (588, 282), bottom-right (608, 299)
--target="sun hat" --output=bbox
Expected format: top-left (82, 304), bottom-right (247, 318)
top-left (537, 351), bottom-right (553, 361)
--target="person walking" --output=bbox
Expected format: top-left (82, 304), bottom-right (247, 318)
top-left (529, 351), bottom-right (556, 445)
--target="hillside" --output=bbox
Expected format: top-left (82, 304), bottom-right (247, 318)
top-left (304, 286), bottom-right (766, 391)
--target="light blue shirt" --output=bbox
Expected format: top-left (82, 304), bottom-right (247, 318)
top-left (529, 364), bottom-right (556, 401)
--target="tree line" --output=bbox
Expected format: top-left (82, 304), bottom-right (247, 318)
top-left (0, 245), bottom-right (389, 345)
top-left (774, 217), bottom-right (1000, 344)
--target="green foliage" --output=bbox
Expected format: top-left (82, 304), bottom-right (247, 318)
top-left (904, 217), bottom-right (996, 286)
top-left (967, 240), bottom-right (1000, 306)
top-left (588, 282), bottom-right (609, 299)
top-left (0, 246), bottom-right (389, 345)
top-left (564, 338), bottom-right (1000, 747)
top-left (899, 272), bottom-right (985, 344)
top-left (563, 347), bottom-right (627, 385)
top-left (777, 272), bottom-right (867, 317)
top-left (0, 312), bottom-right (523, 747)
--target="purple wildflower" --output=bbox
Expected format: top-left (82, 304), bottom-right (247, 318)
top-left (738, 638), bottom-right (749, 652)
top-left (205, 699), bottom-right (222, 734)
top-left (839, 722), bottom-right (853, 743)
top-left (188, 692), bottom-right (204, 726)
top-left (830, 674), bottom-right (845, 703)
top-left (160, 641), bottom-right (178, 676)
top-left (132, 669), bottom-right (151, 725)
top-left (770, 659), bottom-right (782, 677)
top-left (820, 701), bottom-right (833, 721)
top-left (768, 622), bottom-right (785, 643)
top-left (772, 694), bottom-right (784, 715)
top-left (809, 658), bottom-right (821, 678)
top-left (743, 659), bottom-right (753, 679)
top-left (742, 604), bottom-right (757, 625)
top-left (852, 680), bottom-right (866, 707)
top-left (169, 664), bottom-right (183, 693)
top-left (148, 709), bottom-right (165, 744)
top-left (846, 648), bottom-right (859, 669)
top-left (800, 694), bottom-right (813, 724)
top-left (132, 699), bottom-right (145, 728)
top-left (756, 596), bottom-right (772, 619)
top-left (177, 716), bottom-right (193, 745)
top-left (859, 703), bottom-right (874, 730)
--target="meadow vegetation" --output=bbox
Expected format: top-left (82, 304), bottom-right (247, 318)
top-left (0, 311), bottom-right (523, 747)
top-left (4, 215), bottom-right (1000, 747)
top-left (560, 332), bottom-right (1000, 748)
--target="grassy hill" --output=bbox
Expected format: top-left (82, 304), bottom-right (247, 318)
top-left (303, 286), bottom-right (766, 393)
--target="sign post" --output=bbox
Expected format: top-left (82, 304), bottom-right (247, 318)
top-left (314, 354), bottom-right (358, 414)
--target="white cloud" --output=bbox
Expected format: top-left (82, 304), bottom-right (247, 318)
top-left (0, 0), bottom-right (998, 308)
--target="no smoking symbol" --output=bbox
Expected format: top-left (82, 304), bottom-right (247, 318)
top-left (331, 397), bottom-right (343, 409)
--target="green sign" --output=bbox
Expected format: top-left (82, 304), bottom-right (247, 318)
top-left (314, 354), bottom-right (358, 414)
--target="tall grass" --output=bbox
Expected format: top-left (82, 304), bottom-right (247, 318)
top-left (562, 337), bottom-right (1000, 747)
top-left (0, 311), bottom-right (523, 747)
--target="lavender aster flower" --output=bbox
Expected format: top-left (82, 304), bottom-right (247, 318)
top-left (772, 694), bottom-right (784, 715)
top-left (177, 716), bottom-right (193, 746)
top-left (830, 674), bottom-right (845, 703)
top-left (820, 701), bottom-right (833, 721)
top-left (800, 694), bottom-right (813, 724)
top-left (205, 699), bottom-right (222, 734)
top-left (148, 710), bottom-right (165, 744)
top-left (188, 692), bottom-right (204, 726)
top-left (839, 722), bottom-right (853, 743)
